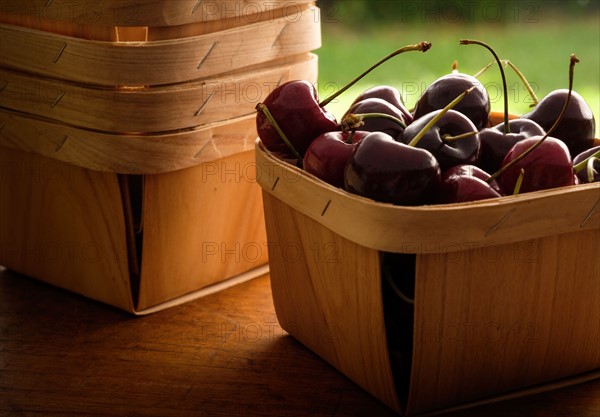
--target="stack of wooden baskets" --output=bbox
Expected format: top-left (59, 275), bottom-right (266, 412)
top-left (0, 0), bottom-right (322, 313)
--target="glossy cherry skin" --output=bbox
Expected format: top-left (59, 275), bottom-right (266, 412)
top-left (303, 130), bottom-right (369, 188)
top-left (256, 80), bottom-right (338, 159)
top-left (344, 97), bottom-right (407, 138)
top-left (497, 136), bottom-right (575, 195)
top-left (350, 85), bottom-right (413, 124)
top-left (573, 145), bottom-right (600, 183)
top-left (413, 73), bottom-right (491, 130)
top-left (438, 164), bottom-right (503, 204)
top-left (344, 132), bottom-right (441, 206)
top-left (400, 109), bottom-right (480, 170)
top-left (478, 118), bottom-right (545, 174)
top-left (522, 89), bottom-right (596, 157)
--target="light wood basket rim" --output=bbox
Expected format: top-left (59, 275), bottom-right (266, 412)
top-left (0, 6), bottom-right (321, 86)
top-left (0, 0), bottom-right (312, 27)
top-left (0, 53), bottom-right (318, 133)
top-left (256, 139), bottom-right (600, 253)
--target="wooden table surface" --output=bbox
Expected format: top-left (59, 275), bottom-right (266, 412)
top-left (1, 267), bottom-right (599, 417)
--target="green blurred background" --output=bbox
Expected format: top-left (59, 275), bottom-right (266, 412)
top-left (315, 0), bottom-right (600, 136)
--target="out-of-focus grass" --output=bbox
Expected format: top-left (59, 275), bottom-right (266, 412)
top-left (316, 17), bottom-right (599, 136)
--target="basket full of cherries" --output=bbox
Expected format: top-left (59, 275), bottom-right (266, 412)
top-left (252, 39), bottom-right (600, 416)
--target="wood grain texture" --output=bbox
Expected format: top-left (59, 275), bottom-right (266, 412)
top-left (0, 6), bottom-right (321, 86)
top-left (0, 149), bottom-right (269, 313)
top-left (0, 53), bottom-right (318, 132)
top-left (262, 190), bottom-right (402, 413)
top-left (0, 110), bottom-right (259, 174)
top-left (0, 146), bottom-right (133, 310)
top-left (0, 54), bottom-right (318, 174)
top-left (408, 229), bottom-right (600, 414)
top-left (0, 11), bottom-right (118, 39)
top-left (0, 0), bottom-right (311, 27)
top-left (255, 140), bottom-right (600, 253)
top-left (0, 55), bottom-right (318, 174)
top-left (138, 150), bottom-right (269, 310)
top-left (1, 269), bottom-right (599, 417)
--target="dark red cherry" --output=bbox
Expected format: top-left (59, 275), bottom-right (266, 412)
top-left (413, 72), bottom-right (490, 130)
top-left (256, 80), bottom-right (338, 160)
top-left (400, 109), bottom-right (480, 170)
top-left (344, 132), bottom-right (441, 206)
top-left (438, 164), bottom-right (503, 204)
top-left (478, 119), bottom-right (545, 173)
top-left (343, 98), bottom-right (407, 138)
top-left (496, 136), bottom-right (575, 194)
top-left (350, 85), bottom-right (413, 124)
top-left (522, 89), bottom-right (596, 157)
top-left (303, 131), bottom-right (368, 188)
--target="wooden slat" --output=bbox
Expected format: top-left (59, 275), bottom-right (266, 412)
top-left (0, 11), bottom-right (117, 39)
top-left (0, 0), bottom-right (311, 27)
top-left (0, 110), bottom-right (256, 174)
top-left (0, 146), bottom-right (133, 310)
top-left (255, 140), bottom-right (600, 253)
top-left (146, 3), bottom-right (316, 41)
top-left (0, 6), bottom-right (321, 86)
top-left (408, 230), bottom-right (600, 414)
top-left (0, 53), bottom-right (318, 132)
top-left (137, 150), bottom-right (269, 310)
top-left (0, 55), bottom-right (318, 174)
top-left (262, 190), bottom-right (403, 413)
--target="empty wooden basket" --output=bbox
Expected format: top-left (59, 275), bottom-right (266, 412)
top-left (0, 1), bottom-right (322, 313)
top-left (255, 139), bottom-right (600, 415)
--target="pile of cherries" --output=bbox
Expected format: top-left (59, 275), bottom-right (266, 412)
top-left (256, 40), bottom-right (598, 206)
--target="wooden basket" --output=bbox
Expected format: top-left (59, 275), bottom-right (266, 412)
top-left (0, 2), bottom-right (321, 313)
top-left (255, 138), bottom-right (600, 415)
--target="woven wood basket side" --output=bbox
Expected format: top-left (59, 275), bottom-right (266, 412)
top-left (0, 54), bottom-right (319, 174)
top-left (0, 5), bottom-right (321, 86)
top-left (0, 0), bottom-right (313, 27)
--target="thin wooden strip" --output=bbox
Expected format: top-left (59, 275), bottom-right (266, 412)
top-left (0, 10), bottom-right (117, 40)
top-left (0, 0), bottom-right (310, 27)
top-left (255, 141), bottom-right (600, 252)
top-left (0, 53), bottom-right (318, 132)
top-left (0, 110), bottom-right (257, 174)
top-left (147, 2), bottom-right (314, 40)
top-left (0, 6), bottom-right (321, 86)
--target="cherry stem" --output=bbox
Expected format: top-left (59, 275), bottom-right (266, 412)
top-left (587, 157), bottom-right (599, 183)
top-left (460, 39), bottom-right (510, 133)
top-left (255, 102), bottom-right (302, 162)
top-left (487, 54), bottom-right (579, 183)
top-left (341, 112), bottom-right (406, 132)
top-left (573, 149), bottom-right (600, 173)
top-left (504, 60), bottom-right (539, 106)
top-left (513, 168), bottom-right (525, 195)
top-left (441, 131), bottom-right (479, 142)
top-left (319, 41), bottom-right (432, 108)
top-left (451, 60), bottom-right (459, 74)
top-left (407, 86), bottom-right (475, 148)
top-left (346, 130), bottom-right (356, 144)
top-left (472, 61), bottom-right (495, 78)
